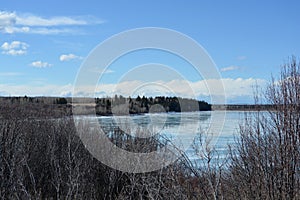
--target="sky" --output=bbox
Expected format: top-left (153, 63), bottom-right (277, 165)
top-left (1, 0), bottom-right (300, 103)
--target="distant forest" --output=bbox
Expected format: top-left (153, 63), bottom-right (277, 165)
top-left (0, 95), bottom-right (211, 117)
top-left (95, 95), bottom-right (211, 115)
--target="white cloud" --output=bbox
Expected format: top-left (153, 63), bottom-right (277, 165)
top-left (0, 11), bottom-right (103, 34)
top-left (1, 41), bottom-right (29, 55)
top-left (87, 78), bottom-right (267, 103)
top-left (30, 61), bottom-right (52, 68)
top-left (220, 66), bottom-right (240, 72)
top-left (0, 78), bottom-right (268, 103)
top-left (0, 11), bottom-right (15, 29)
top-left (198, 78), bottom-right (267, 98)
top-left (60, 53), bottom-right (83, 61)
top-left (0, 83), bottom-right (73, 97)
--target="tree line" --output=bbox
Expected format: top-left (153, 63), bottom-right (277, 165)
top-left (95, 95), bottom-right (211, 115)
top-left (0, 96), bottom-right (211, 116)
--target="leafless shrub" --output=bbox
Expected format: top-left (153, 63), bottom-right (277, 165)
top-left (227, 57), bottom-right (300, 199)
top-left (0, 109), bottom-right (200, 199)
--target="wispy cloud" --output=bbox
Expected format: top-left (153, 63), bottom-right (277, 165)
top-left (29, 27), bottom-right (77, 35)
top-left (0, 72), bottom-right (22, 76)
top-left (0, 11), bottom-right (103, 34)
top-left (103, 69), bottom-right (114, 74)
top-left (237, 55), bottom-right (247, 60)
top-left (30, 61), bottom-right (52, 68)
top-left (16, 15), bottom-right (90, 26)
top-left (60, 53), bottom-right (83, 62)
top-left (220, 65), bottom-right (240, 72)
top-left (1, 41), bottom-right (29, 55)
top-left (88, 67), bottom-right (114, 74)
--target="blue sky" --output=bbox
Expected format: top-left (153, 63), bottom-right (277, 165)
top-left (1, 0), bottom-right (300, 103)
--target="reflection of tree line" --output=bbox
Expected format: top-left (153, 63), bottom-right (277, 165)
top-left (97, 111), bottom-right (211, 138)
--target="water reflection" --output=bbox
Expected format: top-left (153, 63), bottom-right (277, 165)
top-left (93, 111), bottom-right (248, 162)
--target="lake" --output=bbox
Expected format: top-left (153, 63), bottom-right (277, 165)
top-left (89, 110), bottom-right (251, 163)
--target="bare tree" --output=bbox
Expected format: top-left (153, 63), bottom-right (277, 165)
top-left (228, 57), bottom-right (300, 199)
